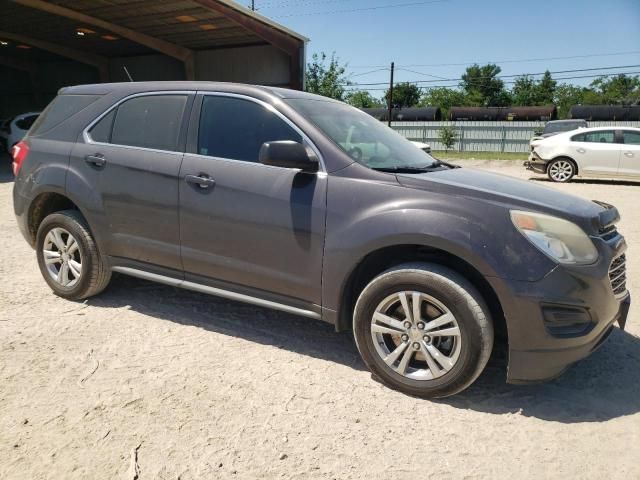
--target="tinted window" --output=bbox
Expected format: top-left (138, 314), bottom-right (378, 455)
top-left (88, 110), bottom-right (115, 143)
top-left (623, 131), bottom-right (640, 145)
top-left (30, 94), bottom-right (99, 135)
top-left (584, 131), bottom-right (615, 143)
top-left (16, 114), bottom-right (39, 131)
top-left (571, 133), bottom-right (585, 142)
top-left (198, 96), bottom-right (302, 162)
top-left (111, 95), bottom-right (188, 151)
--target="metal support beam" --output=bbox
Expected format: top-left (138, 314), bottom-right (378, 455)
top-left (12, 0), bottom-right (194, 79)
top-left (0, 30), bottom-right (109, 81)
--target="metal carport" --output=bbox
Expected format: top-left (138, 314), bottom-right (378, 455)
top-left (0, 0), bottom-right (308, 117)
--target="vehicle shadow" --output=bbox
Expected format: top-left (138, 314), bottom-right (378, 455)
top-left (89, 274), bottom-right (640, 423)
top-left (529, 176), bottom-right (640, 187)
top-left (0, 153), bottom-right (13, 183)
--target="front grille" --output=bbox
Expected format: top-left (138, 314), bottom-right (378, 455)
top-left (599, 225), bottom-right (619, 241)
top-left (609, 254), bottom-right (627, 297)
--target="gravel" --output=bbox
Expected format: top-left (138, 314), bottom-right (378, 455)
top-left (1, 160), bottom-right (639, 479)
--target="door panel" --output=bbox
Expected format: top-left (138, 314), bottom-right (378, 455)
top-left (70, 142), bottom-right (184, 270)
top-left (179, 156), bottom-right (327, 304)
top-left (619, 131), bottom-right (640, 178)
top-left (573, 130), bottom-right (621, 176)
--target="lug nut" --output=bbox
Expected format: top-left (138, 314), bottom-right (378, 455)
top-left (423, 335), bottom-right (431, 343)
top-left (413, 342), bottom-right (420, 350)
top-left (417, 322), bottom-right (425, 330)
top-left (401, 334), bottom-right (409, 342)
top-left (403, 321), bottom-right (412, 329)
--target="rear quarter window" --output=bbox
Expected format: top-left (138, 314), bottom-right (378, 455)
top-left (30, 94), bottom-right (101, 135)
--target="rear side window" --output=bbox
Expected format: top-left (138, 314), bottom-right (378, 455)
top-left (16, 115), bottom-right (39, 130)
top-left (571, 133), bottom-right (585, 142)
top-left (88, 110), bottom-right (115, 143)
top-left (583, 131), bottom-right (615, 143)
top-left (30, 94), bottom-right (100, 135)
top-left (197, 96), bottom-right (302, 162)
top-left (623, 131), bottom-right (640, 145)
top-left (109, 95), bottom-right (188, 151)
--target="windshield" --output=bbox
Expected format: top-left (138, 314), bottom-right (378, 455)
top-left (285, 98), bottom-right (438, 170)
top-left (543, 121), bottom-right (586, 134)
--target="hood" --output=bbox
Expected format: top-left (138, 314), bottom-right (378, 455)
top-left (396, 167), bottom-right (617, 234)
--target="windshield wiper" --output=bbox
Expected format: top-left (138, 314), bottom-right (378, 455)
top-left (371, 161), bottom-right (457, 173)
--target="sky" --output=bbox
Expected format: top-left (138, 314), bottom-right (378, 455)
top-left (250, 0), bottom-right (640, 95)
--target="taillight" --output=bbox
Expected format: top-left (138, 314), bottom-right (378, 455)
top-left (11, 141), bottom-right (29, 176)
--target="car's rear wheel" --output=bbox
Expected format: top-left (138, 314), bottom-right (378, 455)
top-left (353, 263), bottom-right (493, 398)
top-left (36, 210), bottom-right (111, 300)
top-left (547, 158), bottom-right (575, 182)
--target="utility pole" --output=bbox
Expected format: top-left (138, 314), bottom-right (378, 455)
top-left (250, 0), bottom-right (255, 10)
top-left (387, 61), bottom-right (394, 127)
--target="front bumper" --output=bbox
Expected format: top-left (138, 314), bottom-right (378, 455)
top-left (489, 233), bottom-right (631, 383)
top-left (524, 152), bottom-right (548, 174)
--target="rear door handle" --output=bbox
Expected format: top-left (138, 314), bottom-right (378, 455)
top-left (624, 151), bottom-right (634, 158)
top-left (85, 154), bottom-right (106, 167)
top-left (185, 174), bottom-right (216, 188)
top-left (576, 148), bottom-right (586, 154)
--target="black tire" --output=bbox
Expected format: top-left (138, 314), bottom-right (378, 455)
top-left (547, 158), bottom-right (576, 183)
top-left (353, 262), bottom-right (493, 398)
top-left (36, 210), bottom-right (111, 300)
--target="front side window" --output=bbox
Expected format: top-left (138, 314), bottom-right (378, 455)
top-left (96, 94), bottom-right (188, 151)
top-left (197, 96), bottom-right (302, 162)
top-left (583, 131), bottom-right (615, 143)
top-left (623, 131), bottom-right (640, 145)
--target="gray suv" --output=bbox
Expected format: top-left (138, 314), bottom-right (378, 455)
top-left (12, 82), bottom-right (630, 398)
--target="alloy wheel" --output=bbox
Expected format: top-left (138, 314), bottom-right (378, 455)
top-left (42, 227), bottom-right (83, 287)
top-left (549, 160), bottom-right (574, 182)
top-left (370, 291), bottom-right (462, 380)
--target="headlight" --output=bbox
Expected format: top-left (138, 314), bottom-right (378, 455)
top-left (510, 211), bottom-right (598, 265)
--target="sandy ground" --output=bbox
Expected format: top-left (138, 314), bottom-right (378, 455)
top-left (1, 157), bottom-right (640, 480)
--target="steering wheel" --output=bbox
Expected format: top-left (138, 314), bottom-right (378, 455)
top-left (348, 147), bottom-right (363, 161)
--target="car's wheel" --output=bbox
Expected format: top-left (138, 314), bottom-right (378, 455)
top-left (36, 209), bottom-right (111, 300)
top-left (353, 263), bottom-right (493, 398)
top-left (547, 158), bottom-right (576, 182)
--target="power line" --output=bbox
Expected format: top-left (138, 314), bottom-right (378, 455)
top-left (350, 67), bottom-right (390, 78)
top-left (340, 64), bottom-right (640, 87)
top-left (395, 67), bottom-right (449, 80)
top-left (271, 0), bottom-right (449, 18)
top-left (350, 50), bottom-right (640, 69)
top-left (342, 71), bottom-right (640, 92)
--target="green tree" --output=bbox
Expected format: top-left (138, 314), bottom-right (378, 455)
top-left (439, 125), bottom-right (457, 150)
top-left (305, 52), bottom-right (351, 101)
top-left (554, 84), bottom-right (586, 119)
top-left (345, 90), bottom-right (383, 108)
top-left (536, 70), bottom-right (556, 104)
top-left (460, 63), bottom-right (509, 106)
top-left (512, 75), bottom-right (537, 106)
top-left (384, 82), bottom-right (421, 108)
top-left (419, 87), bottom-right (467, 119)
top-left (589, 74), bottom-right (640, 104)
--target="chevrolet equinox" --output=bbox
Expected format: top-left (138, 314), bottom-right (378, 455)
top-left (12, 82), bottom-right (630, 398)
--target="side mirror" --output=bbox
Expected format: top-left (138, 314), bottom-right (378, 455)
top-left (259, 141), bottom-right (319, 172)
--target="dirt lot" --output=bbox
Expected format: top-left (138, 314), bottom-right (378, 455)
top-left (1, 158), bottom-right (639, 479)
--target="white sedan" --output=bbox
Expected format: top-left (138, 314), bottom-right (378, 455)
top-left (525, 126), bottom-right (640, 182)
top-left (3, 112), bottom-right (40, 153)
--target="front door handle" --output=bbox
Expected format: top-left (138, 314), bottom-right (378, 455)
top-left (185, 174), bottom-right (216, 188)
top-left (85, 154), bottom-right (106, 167)
top-left (624, 151), bottom-right (634, 158)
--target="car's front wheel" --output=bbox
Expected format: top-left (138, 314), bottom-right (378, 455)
top-left (36, 210), bottom-right (111, 300)
top-left (353, 263), bottom-right (494, 398)
top-left (547, 158), bottom-right (576, 182)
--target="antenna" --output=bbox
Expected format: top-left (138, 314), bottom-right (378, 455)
top-left (123, 66), bottom-right (134, 82)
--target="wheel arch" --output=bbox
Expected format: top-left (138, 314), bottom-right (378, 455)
top-left (27, 192), bottom-right (92, 244)
top-left (335, 244), bottom-right (508, 347)
top-left (550, 155), bottom-right (579, 175)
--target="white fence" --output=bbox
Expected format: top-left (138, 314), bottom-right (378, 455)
top-left (391, 121), bottom-right (640, 153)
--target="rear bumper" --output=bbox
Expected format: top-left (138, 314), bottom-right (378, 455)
top-left (524, 152), bottom-right (548, 174)
top-left (489, 233), bottom-right (630, 383)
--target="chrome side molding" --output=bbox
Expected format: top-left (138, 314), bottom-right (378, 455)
top-left (111, 266), bottom-right (322, 320)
